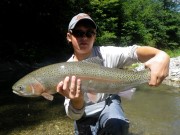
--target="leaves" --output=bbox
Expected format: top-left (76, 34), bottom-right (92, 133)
top-left (87, 0), bottom-right (180, 48)
top-left (1, 0), bottom-right (180, 62)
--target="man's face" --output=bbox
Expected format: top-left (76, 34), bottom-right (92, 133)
top-left (67, 25), bottom-right (96, 56)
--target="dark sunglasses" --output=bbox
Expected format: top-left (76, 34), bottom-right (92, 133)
top-left (70, 29), bottom-right (96, 38)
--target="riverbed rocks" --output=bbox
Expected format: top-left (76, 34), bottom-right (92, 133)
top-left (164, 56), bottom-right (180, 88)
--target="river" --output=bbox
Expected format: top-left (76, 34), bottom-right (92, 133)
top-left (0, 83), bottom-right (179, 135)
top-left (123, 84), bottom-right (180, 135)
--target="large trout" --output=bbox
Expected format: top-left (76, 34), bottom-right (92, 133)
top-left (12, 57), bottom-right (150, 100)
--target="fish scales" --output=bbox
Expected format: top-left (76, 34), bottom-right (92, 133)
top-left (12, 57), bottom-right (151, 100)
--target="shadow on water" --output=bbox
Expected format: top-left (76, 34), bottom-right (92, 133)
top-left (0, 59), bottom-right (73, 134)
top-left (0, 81), bottom-right (68, 135)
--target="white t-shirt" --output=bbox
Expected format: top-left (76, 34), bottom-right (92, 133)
top-left (64, 45), bottom-right (139, 120)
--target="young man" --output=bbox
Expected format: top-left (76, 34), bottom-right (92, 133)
top-left (57, 13), bottom-right (170, 135)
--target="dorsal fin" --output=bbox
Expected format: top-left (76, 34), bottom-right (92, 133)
top-left (82, 57), bottom-right (104, 66)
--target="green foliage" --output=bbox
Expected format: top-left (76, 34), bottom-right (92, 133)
top-left (96, 31), bottom-right (117, 45)
top-left (2, 0), bottom-right (179, 63)
top-left (164, 47), bottom-right (180, 57)
top-left (85, 0), bottom-right (180, 49)
top-left (163, 12), bottom-right (180, 49)
top-left (88, 0), bottom-right (123, 45)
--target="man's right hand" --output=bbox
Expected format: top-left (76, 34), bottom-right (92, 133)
top-left (56, 76), bottom-right (84, 110)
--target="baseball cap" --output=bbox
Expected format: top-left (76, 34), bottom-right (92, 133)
top-left (68, 13), bottom-right (97, 30)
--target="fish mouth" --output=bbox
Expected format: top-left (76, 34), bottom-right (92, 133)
top-left (12, 90), bottom-right (35, 97)
top-left (12, 90), bottom-right (26, 96)
top-left (12, 90), bottom-right (22, 95)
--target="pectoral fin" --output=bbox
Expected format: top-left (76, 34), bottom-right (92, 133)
top-left (118, 88), bottom-right (136, 100)
top-left (41, 92), bottom-right (54, 101)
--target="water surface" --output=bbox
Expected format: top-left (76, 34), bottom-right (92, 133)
top-left (0, 84), bottom-right (179, 135)
top-left (123, 84), bottom-right (180, 135)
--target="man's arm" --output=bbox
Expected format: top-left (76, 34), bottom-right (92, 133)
top-left (136, 46), bottom-right (170, 86)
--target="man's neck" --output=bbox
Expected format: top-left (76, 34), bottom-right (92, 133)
top-left (73, 52), bottom-right (91, 61)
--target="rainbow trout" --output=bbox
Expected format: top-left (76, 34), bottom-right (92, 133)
top-left (12, 57), bottom-right (150, 100)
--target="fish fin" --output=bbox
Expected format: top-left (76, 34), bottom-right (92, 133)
top-left (118, 88), bottom-right (136, 100)
top-left (41, 92), bottom-right (54, 101)
top-left (82, 57), bottom-right (104, 66)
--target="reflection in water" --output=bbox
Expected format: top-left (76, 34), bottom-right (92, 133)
top-left (0, 84), bottom-right (180, 135)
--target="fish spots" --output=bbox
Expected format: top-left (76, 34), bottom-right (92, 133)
top-left (80, 76), bottom-right (121, 83)
top-left (12, 58), bottom-right (151, 100)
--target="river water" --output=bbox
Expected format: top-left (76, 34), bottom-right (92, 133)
top-left (0, 83), bottom-right (179, 135)
top-left (123, 84), bottom-right (180, 135)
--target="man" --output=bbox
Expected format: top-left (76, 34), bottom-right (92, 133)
top-left (57, 13), bottom-right (170, 135)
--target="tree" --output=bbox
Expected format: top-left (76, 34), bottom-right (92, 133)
top-left (88, 0), bottom-right (123, 45)
top-left (86, 0), bottom-right (180, 49)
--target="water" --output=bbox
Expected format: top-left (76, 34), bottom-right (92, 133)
top-left (0, 83), bottom-right (179, 135)
top-left (123, 84), bottom-right (180, 135)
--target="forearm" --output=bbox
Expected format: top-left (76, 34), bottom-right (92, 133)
top-left (64, 98), bottom-right (85, 120)
top-left (57, 76), bottom-right (85, 119)
top-left (136, 46), bottom-right (169, 62)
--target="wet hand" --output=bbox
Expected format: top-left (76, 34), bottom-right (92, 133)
top-left (56, 76), bottom-right (84, 109)
top-left (145, 51), bottom-right (170, 86)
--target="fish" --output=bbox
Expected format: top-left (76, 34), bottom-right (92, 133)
top-left (12, 57), bottom-right (150, 101)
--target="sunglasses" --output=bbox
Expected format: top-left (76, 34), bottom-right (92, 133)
top-left (70, 29), bottom-right (96, 38)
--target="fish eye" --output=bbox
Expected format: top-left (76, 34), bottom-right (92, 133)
top-left (18, 85), bottom-right (24, 91)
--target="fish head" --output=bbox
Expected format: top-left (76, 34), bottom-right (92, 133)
top-left (12, 75), bottom-right (44, 97)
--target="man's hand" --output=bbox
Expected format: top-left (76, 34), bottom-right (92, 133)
top-left (137, 46), bottom-right (170, 86)
top-left (145, 51), bottom-right (170, 86)
top-left (56, 76), bottom-right (84, 109)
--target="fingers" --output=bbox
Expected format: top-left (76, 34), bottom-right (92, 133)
top-left (149, 72), bottom-right (166, 86)
top-left (69, 76), bottom-right (82, 98)
top-left (63, 76), bottom-right (70, 91)
top-left (69, 76), bottom-right (76, 97)
top-left (56, 81), bottom-right (63, 93)
top-left (76, 79), bottom-right (82, 97)
top-left (56, 76), bottom-right (70, 97)
top-left (56, 76), bottom-right (82, 99)
top-left (149, 75), bottom-right (159, 86)
top-left (145, 58), bottom-right (169, 86)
